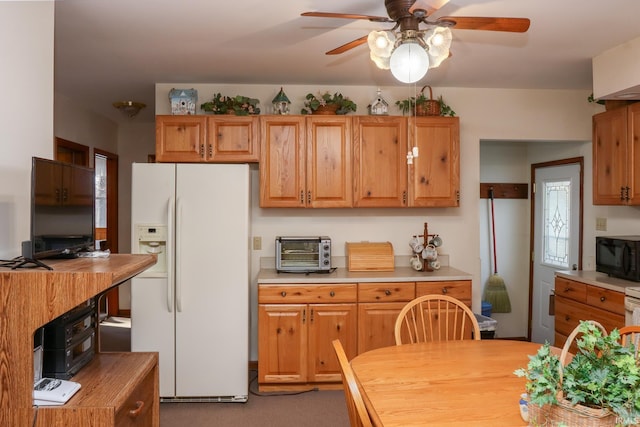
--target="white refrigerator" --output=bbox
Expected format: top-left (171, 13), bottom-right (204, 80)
top-left (130, 163), bottom-right (249, 401)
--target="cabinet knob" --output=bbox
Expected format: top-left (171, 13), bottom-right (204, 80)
top-left (281, 291), bottom-right (287, 297)
top-left (442, 287), bottom-right (448, 294)
top-left (329, 291), bottom-right (335, 297)
top-left (565, 315), bottom-right (570, 321)
top-left (600, 296), bottom-right (606, 302)
top-left (385, 289), bottom-right (391, 296)
top-left (128, 400), bottom-right (145, 418)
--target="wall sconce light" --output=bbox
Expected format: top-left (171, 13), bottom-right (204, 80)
top-left (113, 101), bottom-right (146, 118)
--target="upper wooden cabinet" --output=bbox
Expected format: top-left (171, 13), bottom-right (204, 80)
top-left (34, 160), bottom-right (94, 207)
top-left (155, 115), bottom-right (259, 163)
top-left (259, 115), bottom-right (352, 208)
top-left (592, 103), bottom-right (640, 205)
top-left (410, 117), bottom-right (460, 207)
top-left (353, 116), bottom-right (408, 207)
top-left (206, 116), bottom-right (259, 162)
top-left (353, 116), bottom-right (460, 208)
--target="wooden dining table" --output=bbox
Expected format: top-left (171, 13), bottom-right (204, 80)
top-left (350, 339), bottom-right (550, 426)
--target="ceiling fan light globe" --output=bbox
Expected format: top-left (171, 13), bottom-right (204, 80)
top-left (368, 30), bottom-right (394, 58)
top-left (431, 33), bottom-right (444, 46)
top-left (389, 41), bottom-right (430, 84)
top-left (370, 51), bottom-right (390, 69)
top-left (425, 27), bottom-right (452, 50)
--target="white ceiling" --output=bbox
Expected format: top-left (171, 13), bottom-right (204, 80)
top-left (54, 0), bottom-right (640, 124)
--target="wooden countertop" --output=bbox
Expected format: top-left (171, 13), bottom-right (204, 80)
top-left (555, 270), bottom-right (640, 293)
top-left (257, 265), bottom-right (472, 284)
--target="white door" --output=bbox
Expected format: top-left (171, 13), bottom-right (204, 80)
top-left (175, 164), bottom-right (249, 398)
top-left (130, 163), bottom-right (177, 397)
top-left (531, 162), bottom-right (581, 343)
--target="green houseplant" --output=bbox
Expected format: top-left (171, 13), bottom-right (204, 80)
top-left (201, 93), bottom-right (260, 115)
top-left (514, 321), bottom-right (640, 426)
top-left (301, 91), bottom-right (357, 115)
top-left (395, 94), bottom-right (456, 117)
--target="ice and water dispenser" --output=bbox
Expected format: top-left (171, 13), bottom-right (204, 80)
top-left (134, 224), bottom-right (168, 276)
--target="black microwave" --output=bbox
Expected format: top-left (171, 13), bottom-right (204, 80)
top-left (595, 236), bottom-right (640, 282)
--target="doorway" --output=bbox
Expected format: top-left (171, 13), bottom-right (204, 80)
top-left (529, 158), bottom-right (583, 343)
top-left (94, 149), bottom-right (120, 316)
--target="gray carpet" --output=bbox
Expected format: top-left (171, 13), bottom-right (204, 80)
top-left (99, 317), bottom-right (350, 426)
top-left (160, 388), bottom-right (349, 427)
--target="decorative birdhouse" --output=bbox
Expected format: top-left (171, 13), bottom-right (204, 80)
top-left (169, 88), bottom-right (197, 115)
top-left (368, 88), bottom-right (389, 116)
top-left (272, 87), bottom-right (291, 115)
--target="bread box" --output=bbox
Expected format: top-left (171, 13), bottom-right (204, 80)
top-left (345, 242), bottom-right (395, 272)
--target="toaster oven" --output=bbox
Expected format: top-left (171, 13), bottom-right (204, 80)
top-left (276, 236), bottom-right (332, 273)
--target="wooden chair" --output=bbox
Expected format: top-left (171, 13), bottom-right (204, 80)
top-left (619, 325), bottom-right (640, 358)
top-left (394, 294), bottom-right (481, 345)
top-left (332, 339), bottom-right (373, 427)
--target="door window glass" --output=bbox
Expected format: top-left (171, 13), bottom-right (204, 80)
top-left (543, 180), bottom-right (571, 268)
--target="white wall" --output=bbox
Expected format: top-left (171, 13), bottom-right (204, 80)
top-left (0, 2), bottom-right (54, 259)
top-left (54, 93), bottom-right (119, 163)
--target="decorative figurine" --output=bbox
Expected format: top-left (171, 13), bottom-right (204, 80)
top-left (169, 88), bottom-right (197, 115)
top-left (272, 87), bottom-right (291, 115)
top-left (368, 88), bottom-right (389, 116)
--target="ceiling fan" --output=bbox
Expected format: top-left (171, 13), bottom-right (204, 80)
top-left (301, 0), bottom-right (530, 83)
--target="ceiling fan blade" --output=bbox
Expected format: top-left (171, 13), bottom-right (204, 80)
top-left (326, 35), bottom-right (368, 55)
top-left (437, 16), bottom-right (531, 32)
top-left (409, 0), bottom-right (451, 16)
top-left (301, 11), bottom-right (392, 23)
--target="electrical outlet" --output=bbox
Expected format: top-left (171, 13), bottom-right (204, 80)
top-left (253, 236), bottom-right (262, 250)
top-left (595, 217), bottom-right (607, 231)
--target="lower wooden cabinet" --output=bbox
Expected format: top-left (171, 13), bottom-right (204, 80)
top-left (357, 282), bottom-right (415, 353)
top-left (258, 279), bottom-right (471, 390)
top-left (34, 353), bottom-right (159, 427)
top-left (257, 284), bottom-right (357, 390)
top-left (554, 276), bottom-right (624, 353)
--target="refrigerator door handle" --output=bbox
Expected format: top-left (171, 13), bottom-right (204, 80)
top-left (176, 197), bottom-right (183, 312)
top-left (167, 197), bottom-right (175, 313)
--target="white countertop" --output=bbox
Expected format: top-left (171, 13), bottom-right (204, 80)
top-left (257, 265), bottom-right (472, 284)
top-left (555, 270), bottom-right (640, 293)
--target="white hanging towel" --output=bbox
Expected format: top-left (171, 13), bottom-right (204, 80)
top-left (633, 307), bottom-right (640, 325)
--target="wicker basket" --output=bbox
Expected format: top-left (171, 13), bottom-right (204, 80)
top-left (416, 85), bottom-right (440, 116)
top-left (528, 321), bottom-right (618, 427)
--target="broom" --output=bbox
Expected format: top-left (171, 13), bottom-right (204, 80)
top-left (483, 187), bottom-right (512, 313)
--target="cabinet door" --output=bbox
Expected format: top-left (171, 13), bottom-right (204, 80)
top-left (155, 115), bottom-right (206, 162)
top-left (33, 159), bottom-right (62, 206)
top-left (409, 117), bottom-right (460, 207)
top-left (358, 302), bottom-right (408, 353)
top-left (307, 304), bottom-right (357, 382)
top-left (64, 164), bottom-right (94, 206)
top-left (258, 304), bottom-right (307, 383)
top-left (259, 116), bottom-right (306, 207)
top-left (628, 102), bottom-right (640, 204)
top-left (206, 116), bottom-right (259, 162)
top-left (554, 296), bottom-right (625, 351)
top-left (306, 116), bottom-right (352, 207)
top-left (593, 108), bottom-right (627, 205)
top-left (353, 116), bottom-right (408, 207)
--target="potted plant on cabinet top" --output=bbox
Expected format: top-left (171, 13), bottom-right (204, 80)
top-left (201, 93), bottom-right (260, 115)
top-left (395, 94), bottom-right (456, 117)
top-left (301, 91), bottom-right (357, 115)
top-left (514, 321), bottom-right (640, 426)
